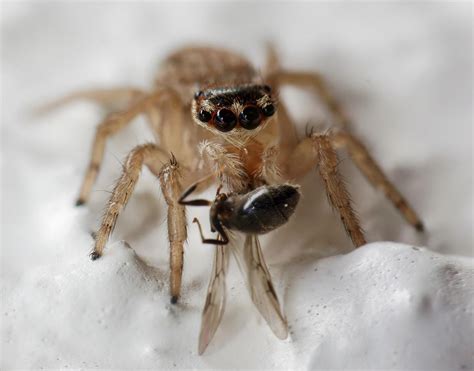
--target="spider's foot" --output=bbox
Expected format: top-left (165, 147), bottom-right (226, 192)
top-left (415, 222), bottom-right (425, 232)
top-left (90, 251), bottom-right (101, 261)
top-left (75, 198), bottom-right (86, 207)
top-left (170, 295), bottom-right (179, 304)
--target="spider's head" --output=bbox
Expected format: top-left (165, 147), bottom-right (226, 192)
top-left (192, 84), bottom-right (277, 147)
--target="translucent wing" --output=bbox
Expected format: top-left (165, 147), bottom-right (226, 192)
top-left (232, 234), bottom-right (288, 339)
top-left (198, 244), bottom-right (229, 355)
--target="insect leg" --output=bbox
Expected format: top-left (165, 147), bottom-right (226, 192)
top-left (192, 218), bottom-right (229, 245)
top-left (178, 174), bottom-right (214, 206)
top-left (75, 91), bottom-right (168, 205)
top-left (331, 130), bottom-right (424, 231)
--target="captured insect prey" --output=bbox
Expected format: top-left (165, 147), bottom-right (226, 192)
top-left (179, 183), bottom-right (300, 354)
top-left (179, 182), bottom-right (301, 244)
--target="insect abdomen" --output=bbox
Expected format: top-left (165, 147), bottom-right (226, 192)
top-left (230, 184), bottom-right (300, 234)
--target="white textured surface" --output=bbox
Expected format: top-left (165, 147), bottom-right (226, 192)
top-left (1, 2), bottom-right (473, 369)
top-left (2, 242), bottom-right (473, 369)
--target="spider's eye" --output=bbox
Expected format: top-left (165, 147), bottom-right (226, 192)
top-left (239, 106), bottom-right (261, 130)
top-left (263, 85), bottom-right (272, 93)
top-left (198, 109), bottom-right (212, 123)
top-left (194, 90), bottom-right (204, 100)
top-left (262, 104), bottom-right (275, 117)
top-left (215, 109), bottom-right (237, 132)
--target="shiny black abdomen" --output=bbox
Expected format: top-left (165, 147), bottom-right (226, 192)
top-left (222, 184), bottom-right (300, 234)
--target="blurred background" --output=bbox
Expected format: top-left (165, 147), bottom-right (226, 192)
top-left (1, 1), bottom-right (472, 368)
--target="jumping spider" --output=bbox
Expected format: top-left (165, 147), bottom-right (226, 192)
top-left (41, 46), bottom-right (423, 307)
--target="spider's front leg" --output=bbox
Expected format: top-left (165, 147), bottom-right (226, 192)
top-left (312, 133), bottom-right (367, 247)
top-left (295, 133), bottom-right (367, 247)
top-left (158, 155), bottom-right (188, 304)
top-left (268, 60), bottom-right (423, 242)
top-left (285, 129), bottom-right (424, 247)
top-left (90, 144), bottom-right (188, 304)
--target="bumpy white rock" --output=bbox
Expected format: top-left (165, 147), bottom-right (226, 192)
top-left (2, 242), bottom-right (472, 369)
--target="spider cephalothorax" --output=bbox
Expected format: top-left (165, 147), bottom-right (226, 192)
top-left (192, 83), bottom-right (277, 146)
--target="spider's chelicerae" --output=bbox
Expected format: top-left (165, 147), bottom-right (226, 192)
top-left (42, 45), bottom-right (423, 307)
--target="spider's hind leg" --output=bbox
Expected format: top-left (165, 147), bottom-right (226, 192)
top-left (35, 87), bottom-right (145, 116)
top-left (269, 70), bottom-right (351, 130)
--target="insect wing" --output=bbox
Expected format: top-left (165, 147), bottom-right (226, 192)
top-left (198, 244), bottom-right (229, 355)
top-left (232, 235), bottom-right (288, 339)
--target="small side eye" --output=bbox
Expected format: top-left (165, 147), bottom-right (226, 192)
top-left (215, 109), bottom-right (237, 132)
top-left (263, 85), bottom-right (272, 93)
top-left (198, 110), bottom-right (212, 122)
top-left (262, 104), bottom-right (275, 117)
top-left (194, 90), bottom-right (204, 100)
top-left (239, 106), bottom-right (261, 130)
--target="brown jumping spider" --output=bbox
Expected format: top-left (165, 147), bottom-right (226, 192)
top-left (41, 46), bottom-right (423, 307)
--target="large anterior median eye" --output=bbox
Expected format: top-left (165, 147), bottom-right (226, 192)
top-left (239, 106), bottom-right (261, 130)
top-left (215, 109), bottom-right (237, 132)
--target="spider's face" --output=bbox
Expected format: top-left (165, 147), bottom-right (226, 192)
top-left (192, 84), bottom-right (276, 146)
